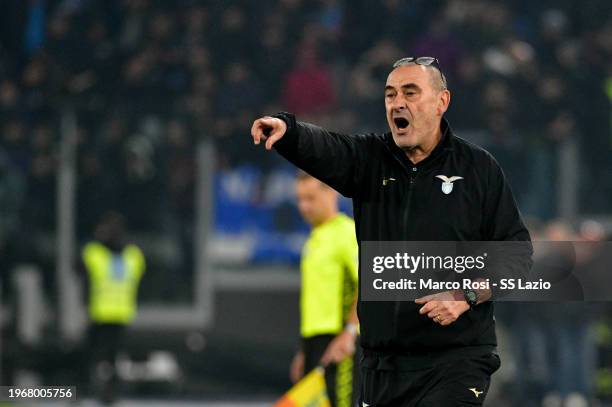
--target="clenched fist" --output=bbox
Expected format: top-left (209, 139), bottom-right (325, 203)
top-left (251, 116), bottom-right (287, 150)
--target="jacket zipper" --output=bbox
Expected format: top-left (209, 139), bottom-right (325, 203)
top-left (384, 141), bottom-right (449, 338)
top-left (393, 165), bottom-right (418, 335)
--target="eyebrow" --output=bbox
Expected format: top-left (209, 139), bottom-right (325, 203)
top-left (385, 83), bottom-right (421, 92)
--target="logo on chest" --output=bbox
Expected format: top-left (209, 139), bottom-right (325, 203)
top-left (435, 175), bottom-right (463, 194)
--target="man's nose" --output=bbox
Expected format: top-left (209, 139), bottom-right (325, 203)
top-left (391, 98), bottom-right (407, 111)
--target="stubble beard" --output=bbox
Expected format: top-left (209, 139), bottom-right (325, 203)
top-left (394, 133), bottom-right (419, 153)
top-left (400, 144), bottom-right (418, 153)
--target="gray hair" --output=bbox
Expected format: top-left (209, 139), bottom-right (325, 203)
top-left (392, 57), bottom-right (448, 91)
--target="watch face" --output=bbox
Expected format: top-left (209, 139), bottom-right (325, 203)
top-left (466, 290), bottom-right (477, 302)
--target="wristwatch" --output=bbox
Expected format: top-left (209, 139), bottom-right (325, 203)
top-left (345, 322), bottom-right (359, 337)
top-left (464, 289), bottom-right (479, 308)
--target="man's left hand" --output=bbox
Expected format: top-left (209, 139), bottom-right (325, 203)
top-left (415, 291), bottom-right (470, 326)
top-left (320, 330), bottom-right (356, 366)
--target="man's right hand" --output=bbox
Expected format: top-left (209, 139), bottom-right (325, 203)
top-left (251, 116), bottom-right (287, 150)
top-left (289, 350), bottom-right (305, 384)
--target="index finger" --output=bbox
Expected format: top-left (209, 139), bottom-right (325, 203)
top-left (415, 294), bottom-right (434, 304)
top-left (265, 131), bottom-right (284, 150)
top-left (319, 350), bottom-right (332, 367)
top-left (251, 118), bottom-right (267, 145)
top-left (252, 116), bottom-right (276, 141)
top-left (419, 301), bottom-right (437, 315)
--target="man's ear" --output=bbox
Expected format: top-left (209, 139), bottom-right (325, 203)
top-left (438, 90), bottom-right (451, 115)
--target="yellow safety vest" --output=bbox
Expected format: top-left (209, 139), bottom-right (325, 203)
top-left (300, 214), bottom-right (358, 338)
top-left (82, 241), bottom-right (145, 324)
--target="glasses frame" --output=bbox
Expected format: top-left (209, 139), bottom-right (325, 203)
top-left (393, 56), bottom-right (441, 70)
top-left (392, 57), bottom-right (447, 90)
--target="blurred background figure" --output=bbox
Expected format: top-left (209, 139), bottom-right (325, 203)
top-left (516, 222), bottom-right (590, 407)
top-left (81, 211), bottom-right (145, 404)
top-left (291, 171), bottom-right (359, 407)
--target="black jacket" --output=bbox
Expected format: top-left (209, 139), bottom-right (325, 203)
top-left (273, 112), bottom-right (532, 354)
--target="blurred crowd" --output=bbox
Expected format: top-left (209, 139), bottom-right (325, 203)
top-left (0, 0), bottom-right (609, 296)
top-left (498, 217), bottom-right (611, 406)
top-left (0, 0), bottom-right (609, 333)
top-left (0, 0), bottom-right (610, 240)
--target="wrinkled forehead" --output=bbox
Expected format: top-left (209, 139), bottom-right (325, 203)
top-left (386, 64), bottom-right (432, 88)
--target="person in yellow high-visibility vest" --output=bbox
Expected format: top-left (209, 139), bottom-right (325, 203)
top-left (290, 171), bottom-right (359, 407)
top-left (81, 211), bottom-right (145, 404)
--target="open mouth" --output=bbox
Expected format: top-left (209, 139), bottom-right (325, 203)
top-left (394, 117), bottom-right (409, 130)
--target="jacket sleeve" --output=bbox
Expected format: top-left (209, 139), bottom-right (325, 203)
top-left (481, 153), bottom-right (534, 299)
top-left (272, 112), bottom-right (367, 198)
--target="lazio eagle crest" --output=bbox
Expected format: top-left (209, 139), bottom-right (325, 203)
top-left (435, 175), bottom-right (463, 194)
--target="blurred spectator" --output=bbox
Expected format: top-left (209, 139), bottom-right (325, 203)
top-left (343, 0), bottom-right (430, 58)
top-left (256, 22), bottom-right (292, 98)
top-left (537, 9), bottom-right (571, 67)
top-left (80, 211), bottom-right (146, 404)
top-left (348, 38), bottom-right (402, 130)
top-left (211, 5), bottom-right (255, 66)
top-left (217, 61), bottom-right (265, 117)
top-left (182, 4), bottom-right (209, 49)
top-left (1, 120), bottom-right (30, 172)
top-left (120, 134), bottom-right (162, 232)
top-left (77, 149), bottom-right (112, 239)
top-left (412, 17), bottom-right (463, 77)
top-left (315, 0), bottom-right (344, 40)
top-left (161, 119), bottom-right (196, 297)
top-left (0, 80), bottom-right (22, 118)
top-left (163, 119), bottom-right (196, 225)
top-left (282, 43), bottom-right (336, 117)
top-left (21, 52), bottom-right (52, 116)
top-left (504, 221), bottom-right (581, 406)
top-left (525, 73), bottom-right (577, 219)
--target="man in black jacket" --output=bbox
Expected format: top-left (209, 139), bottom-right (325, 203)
top-left (252, 57), bottom-right (532, 406)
